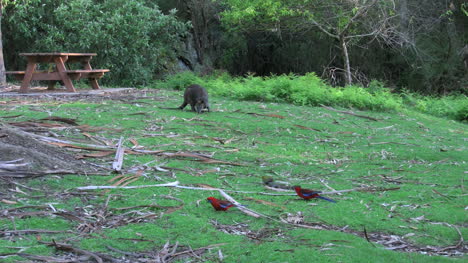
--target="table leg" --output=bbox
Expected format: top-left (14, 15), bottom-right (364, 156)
top-left (82, 61), bottom-right (101, 90)
top-left (54, 56), bottom-right (76, 92)
top-left (47, 81), bottom-right (56, 90)
top-left (19, 62), bottom-right (37, 93)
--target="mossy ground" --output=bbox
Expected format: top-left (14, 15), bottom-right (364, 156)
top-left (0, 88), bottom-right (466, 262)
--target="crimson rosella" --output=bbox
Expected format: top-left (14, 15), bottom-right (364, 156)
top-left (294, 186), bottom-right (336, 203)
top-left (207, 197), bottom-right (235, 211)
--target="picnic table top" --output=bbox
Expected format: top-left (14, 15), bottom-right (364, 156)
top-left (19, 53), bottom-right (97, 57)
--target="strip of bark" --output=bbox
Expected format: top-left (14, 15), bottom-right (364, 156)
top-left (112, 137), bottom-right (125, 172)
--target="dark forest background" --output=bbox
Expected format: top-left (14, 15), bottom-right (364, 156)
top-left (2, 0), bottom-right (467, 94)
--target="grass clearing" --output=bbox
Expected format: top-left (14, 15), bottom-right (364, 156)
top-left (0, 88), bottom-right (466, 262)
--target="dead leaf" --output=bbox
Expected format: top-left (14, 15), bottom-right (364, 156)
top-left (195, 184), bottom-right (218, 189)
top-left (247, 112), bottom-right (286, 119)
top-left (196, 168), bottom-right (221, 176)
top-left (75, 151), bottom-right (115, 159)
top-left (293, 124), bottom-right (321, 132)
top-left (108, 175), bottom-right (125, 183)
top-left (244, 197), bottom-right (286, 209)
top-left (198, 159), bottom-right (243, 166)
top-left (129, 138), bottom-right (139, 148)
top-left (164, 205), bottom-right (184, 214)
top-left (2, 199), bottom-right (18, 204)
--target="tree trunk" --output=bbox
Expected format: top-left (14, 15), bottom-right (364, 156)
top-left (188, 0), bottom-right (205, 64)
top-left (398, 0), bottom-right (411, 44)
top-left (0, 12), bottom-right (6, 88)
top-left (340, 36), bottom-right (352, 86)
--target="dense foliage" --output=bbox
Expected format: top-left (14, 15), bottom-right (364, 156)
top-left (216, 0), bottom-right (467, 93)
top-left (156, 72), bottom-right (468, 121)
top-left (3, 0), bottom-right (190, 85)
top-left (2, 0), bottom-right (466, 94)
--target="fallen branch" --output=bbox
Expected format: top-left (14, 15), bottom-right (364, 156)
top-left (0, 159), bottom-right (29, 170)
top-left (0, 229), bottom-right (68, 237)
top-left (170, 243), bottom-right (226, 258)
top-left (42, 240), bottom-right (103, 263)
top-left (0, 169), bottom-right (80, 178)
top-left (218, 190), bottom-right (262, 218)
top-left (76, 181), bottom-right (180, 190)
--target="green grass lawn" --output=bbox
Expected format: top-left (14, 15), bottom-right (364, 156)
top-left (0, 89), bottom-right (466, 262)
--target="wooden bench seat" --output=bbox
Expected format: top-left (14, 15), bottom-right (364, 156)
top-left (6, 71), bottom-right (50, 80)
top-left (5, 71), bottom-right (26, 75)
top-left (6, 69), bottom-right (109, 81)
top-left (63, 69), bottom-right (110, 80)
top-left (6, 71), bottom-right (24, 81)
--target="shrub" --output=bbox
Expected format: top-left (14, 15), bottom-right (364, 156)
top-left (157, 72), bottom-right (403, 111)
top-left (4, 0), bottom-right (190, 86)
top-left (154, 71), bottom-right (203, 90)
top-left (159, 72), bottom-right (466, 121)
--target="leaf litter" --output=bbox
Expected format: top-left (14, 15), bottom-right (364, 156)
top-left (1, 90), bottom-right (466, 261)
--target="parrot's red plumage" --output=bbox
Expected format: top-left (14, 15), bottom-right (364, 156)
top-left (207, 197), bottom-right (235, 211)
top-left (294, 186), bottom-right (336, 203)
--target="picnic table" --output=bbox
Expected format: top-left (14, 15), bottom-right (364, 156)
top-left (6, 53), bottom-right (109, 93)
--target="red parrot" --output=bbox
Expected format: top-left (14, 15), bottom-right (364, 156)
top-left (294, 186), bottom-right (336, 203)
top-left (207, 197), bottom-right (235, 211)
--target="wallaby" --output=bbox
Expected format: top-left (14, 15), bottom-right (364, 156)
top-left (179, 84), bottom-right (210, 113)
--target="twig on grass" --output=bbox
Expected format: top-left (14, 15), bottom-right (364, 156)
top-left (319, 179), bottom-right (339, 194)
top-left (431, 189), bottom-right (452, 199)
top-left (0, 229), bottom-right (68, 237)
top-left (321, 105), bottom-right (379, 121)
top-left (461, 177), bottom-right (465, 193)
top-left (430, 222), bottom-right (464, 252)
top-left (42, 240), bottom-right (103, 263)
top-left (368, 141), bottom-right (419, 146)
top-left (363, 226), bottom-right (376, 247)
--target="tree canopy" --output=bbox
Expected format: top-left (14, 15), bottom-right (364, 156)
top-left (1, 0), bottom-right (466, 93)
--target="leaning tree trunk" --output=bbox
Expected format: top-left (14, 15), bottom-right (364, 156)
top-left (340, 36), bottom-right (352, 86)
top-left (0, 11), bottom-right (6, 88)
